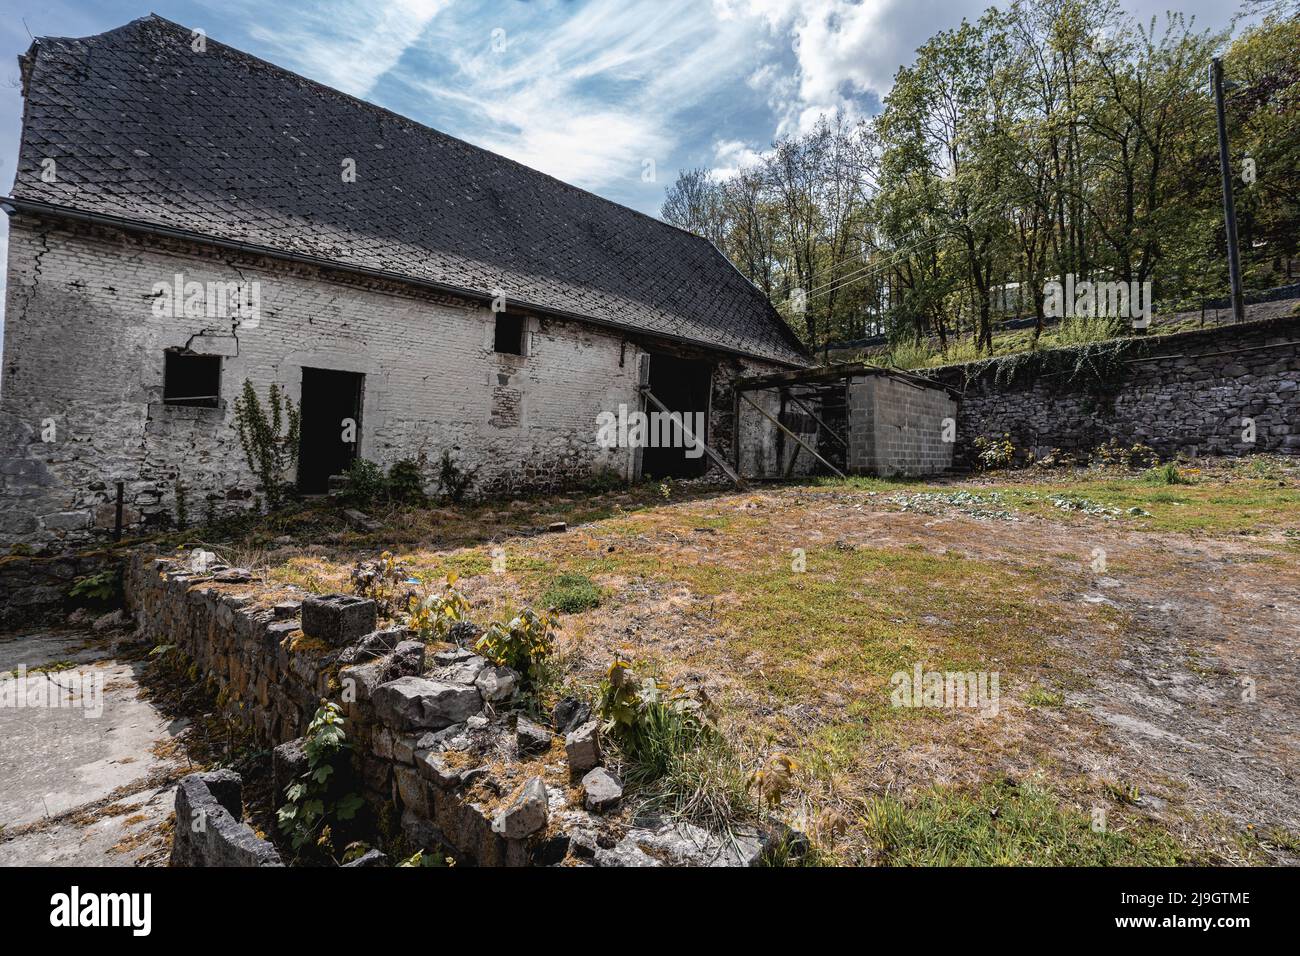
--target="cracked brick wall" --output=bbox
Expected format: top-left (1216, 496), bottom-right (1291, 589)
top-left (0, 215), bottom-right (789, 552)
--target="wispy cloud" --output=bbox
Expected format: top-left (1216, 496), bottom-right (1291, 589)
top-left (391, 0), bottom-right (768, 193)
top-left (235, 0), bottom-right (449, 98)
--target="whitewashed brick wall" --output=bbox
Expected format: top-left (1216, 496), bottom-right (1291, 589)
top-left (0, 215), bottom-right (789, 550)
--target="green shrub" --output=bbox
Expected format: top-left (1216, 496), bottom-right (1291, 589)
top-left (541, 573), bottom-right (602, 613)
top-left (597, 660), bottom-right (753, 829)
top-left (972, 434), bottom-right (1015, 470)
top-left (339, 458), bottom-right (386, 508)
top-left (68, 568), bottom-right (122, 606)
top-left (277, 702), bottom-right (365, 859)
top-left (474, 607), bottom-right (557, 687)
top-left (436, 450), bottom-right (474, 503)
top-left (1142, 462), bottom-right (1190, 485)
top-left (406, 574), bottom-right (471, 641)
top-left (386, 458), bottom-right (427, 504)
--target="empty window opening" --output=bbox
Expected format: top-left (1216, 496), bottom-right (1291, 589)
top-left (494, 312), bottom-right (526, 355)
top-left (163, 350), bottom-right (221, 408)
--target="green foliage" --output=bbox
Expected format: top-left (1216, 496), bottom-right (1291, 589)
top-left (339, 458), bottom-right (386, 508)
top-left (863, 780), bottom-right (1190, 865)
top-left (540, 573), bottom-right (602, 613)
top-left (1094, 439), bottom-right (1160, 470)
top-left (474, 607), bottom-right (557, 687)
top-left (276, 701), bottom-right (365, 858)
top-left (596, 660), bottom-right (752, 829)
top-left (436, 450), bottom-right (474, 503)
top-left (664, 4), bottom-right (1299, 358)
top-left (396, 849), bottom-right (450, 867)
top-left (386, 457), bottom-right (428, 505)
top-left (1143, 462), bottom-right (1191, 486)
top-left (406, 574), bottom-right (471, 641)
top-left (972, 434), bottom-right (1015, 471)
top-left (233, 380), bottom-right (300, 510)
top-left (68, 568), bottom-right (122, 606)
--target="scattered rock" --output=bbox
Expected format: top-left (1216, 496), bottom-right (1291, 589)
top-left (475, 664), bottom-right (518, 702)
top-left (553, 696), bottom-right (591, 734)
top-left (272, 600), bottom-right (301, 619)
top-left (380, 640), bottom-right (427, 682)
top-left (581, 767), bottom-right (623, 812)
top-left (343, 508), bottom-right (383, 532)
top-left (92, 608), bottom-right (130, 632)
top-left (372, 676), bottom-right (482, 731)
top-left (546, 521), bottom-right (568, 533)
top-left (301, 593), bottom-right (378, 646)
top-left (491, 777), bottom-right (548, 839)
top-left (189, 548), bottom-right (218, 573)
top-left (271, 737), bottom-right (308, 810)
top-left (342, 849), bottom-right (390, 867)
top-left (445, 620), bottom-right (482, 646)
top-left (516, 717), bottom-right (552, 756)
top-left (433, 646), bottom-right (478, 666)
top-left (440, 654), bottom-right (487, 684)
top-left (565, 719), bottom-right (601, 772)
top-left (212, 567), bottom-right (252, 583)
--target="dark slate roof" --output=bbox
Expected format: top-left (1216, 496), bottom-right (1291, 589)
top-left (10, 15), bottom-right (808, 366)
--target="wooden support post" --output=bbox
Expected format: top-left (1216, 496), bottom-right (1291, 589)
top-left (739, 392), bottom-right (846, 479)
top-left (639, 386), bottom-right (744, 488)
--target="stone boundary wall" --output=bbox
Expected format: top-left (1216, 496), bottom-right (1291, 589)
top-left (926, 315), bottom-right (1300, 463)
top-left (0, 549), bottom-right (122, 630)
top-left (126, 552), bottom-right (786, 867)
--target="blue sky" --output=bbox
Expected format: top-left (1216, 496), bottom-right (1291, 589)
top-left (0, 0), bottom-right (1255, 335)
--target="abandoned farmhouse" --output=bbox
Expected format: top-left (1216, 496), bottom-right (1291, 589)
top-left (2, 16), bottom-right (1297, 556)
top-left (0, 15), bottom-right (850, 551)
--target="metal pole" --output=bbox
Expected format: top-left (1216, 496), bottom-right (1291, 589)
top-left (113, 481), bottom-right (124, 541)
top-left (1212, 57), bottom-right (1246, 324)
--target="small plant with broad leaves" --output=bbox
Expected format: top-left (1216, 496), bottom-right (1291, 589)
top-left (68, 568), bottom-right (122, 606)
top-left (277, 701), bottom-right (365, 859)
top-left (340, 458), bottom-right (386, 509)
top-left (972, 434), bottom-right (1015, 471)
top-left (406, 573), bottom-right (471, 641)
top-left (474, 607), bottom-right (556, 687)
top-left (598, 660), bottom-right (712, 770)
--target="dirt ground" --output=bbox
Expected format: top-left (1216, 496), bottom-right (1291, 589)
top-left (3, 463), bottom-right (1296, 866)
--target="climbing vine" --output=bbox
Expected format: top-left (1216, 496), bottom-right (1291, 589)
top-left (233, 379), bottom-right (300, 510)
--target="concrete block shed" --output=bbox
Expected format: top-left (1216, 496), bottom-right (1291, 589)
top-left (732, 364), bottom-right (958, 479)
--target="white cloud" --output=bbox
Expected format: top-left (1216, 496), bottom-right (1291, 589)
top-left (241, 0), bottom-right (450, 98)
top-left (399, 0), bottom-right (766, 191)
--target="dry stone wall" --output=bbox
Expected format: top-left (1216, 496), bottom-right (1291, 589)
top-left (127, 551), bottom-right (790, 866)
top-left (927, 315), bottom-right (1300, 464)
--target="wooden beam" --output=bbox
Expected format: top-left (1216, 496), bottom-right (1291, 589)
top-left (739, 392), bottom-right (846, 479)
top-left (638, 386), bottom-right (744, 488)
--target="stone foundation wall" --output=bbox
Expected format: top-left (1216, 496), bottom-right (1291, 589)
top-left (0, 550), bottom-right (122, 630)
top-left (927, 315), bottom-right (1300, 463)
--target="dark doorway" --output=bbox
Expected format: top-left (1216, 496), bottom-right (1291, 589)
top-left (298, 367), bottom-right (363, 494)
top-left (641, 354), bottom-right (712, 479)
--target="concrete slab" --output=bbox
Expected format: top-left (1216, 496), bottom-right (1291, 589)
top-left (0, 628), bottom-right (187, 866)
